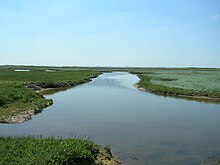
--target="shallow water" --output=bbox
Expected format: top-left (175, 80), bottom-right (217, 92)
top-left (14, 69), bottom-right (30, 72)
top-left (1, 72), bottom-right (220, 165)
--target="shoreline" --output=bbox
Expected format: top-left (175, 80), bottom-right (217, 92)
top-left (134, 83), bottom-right (220, 104)
top-left (29, 73), bottom-right (101, 95)
top-left (1, 99), bottom-right (53, 124)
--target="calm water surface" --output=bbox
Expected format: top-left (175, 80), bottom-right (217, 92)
top-left (1, 72), bottom-right (220, 165)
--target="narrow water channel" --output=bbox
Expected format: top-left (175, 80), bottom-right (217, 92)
top-left (1, 72), bottom-right (220, 165)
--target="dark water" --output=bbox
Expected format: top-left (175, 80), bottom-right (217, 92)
top-left (1, 72), bottom-right (220, 165)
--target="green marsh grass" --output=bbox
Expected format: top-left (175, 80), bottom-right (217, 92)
top-left (136, 69), bottom-right (220, 100)
top-left (0, 136), bottom-right (99, 165)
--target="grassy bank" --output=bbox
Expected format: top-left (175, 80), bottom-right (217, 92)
top-left (0, 67), bottom-right (101, 123)
top-left (0, 83), bottom-right (53, 123)
top-left (0, 136), bottom-right (119, 165)
top-left (133, 68), bottom-right (220, 102)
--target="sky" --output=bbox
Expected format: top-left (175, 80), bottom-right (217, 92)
top-left (0, 0), bottom-right (220, 67)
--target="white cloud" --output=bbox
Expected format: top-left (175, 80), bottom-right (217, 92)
top-left (210, 14), bottom-right (220, 20)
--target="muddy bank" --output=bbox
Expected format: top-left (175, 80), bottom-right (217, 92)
top-left (95, 148), bottom-right (122, 165)
top-left (0, 99), bottom-right (53, 124)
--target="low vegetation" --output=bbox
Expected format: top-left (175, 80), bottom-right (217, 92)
top-left (0, 83), bottom-right (40, 108)
top-left (0, 67), bottom-right (101, 123)
top-left (133, 68), bottom-right (220, 102)
top-left (0, 83), bottom-right (53, 123)
top-left (0, 136), bottom-right (119, 165)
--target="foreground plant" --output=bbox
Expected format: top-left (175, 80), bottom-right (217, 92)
top-left (0, 136), bottom-right (120, 165)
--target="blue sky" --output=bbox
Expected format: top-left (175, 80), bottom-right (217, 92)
top-left (0, 0), bottom-right (219, 67)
